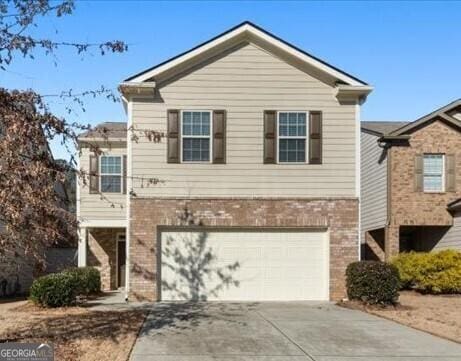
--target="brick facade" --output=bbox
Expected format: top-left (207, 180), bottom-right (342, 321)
top-left (386, 120), bottom-right (461, 258)
top-left (129, 197), bottom-right (359, 301)
top-left (87, 228), bottom-right (124, 290)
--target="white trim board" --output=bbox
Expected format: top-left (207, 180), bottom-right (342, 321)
top-left (79, 219), bottom-right (127, 228)
top-left (125, 22), bottom-right (368, 87)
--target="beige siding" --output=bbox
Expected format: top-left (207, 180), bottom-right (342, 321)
top-left (361, 131), bottom-right (388, 237)
top-left (435, 213), bottom-right (461, 250)
top-left (131, 43), bottom-right (358, 198)
top-left (78, 145), bottom-right (126, 221)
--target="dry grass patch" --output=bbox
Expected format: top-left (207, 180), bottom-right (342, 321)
top-left (340, 291), bottom-right (461, 344)
top-left (0, 298), bottom-right (147, 361)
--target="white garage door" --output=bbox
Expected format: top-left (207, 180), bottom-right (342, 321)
top-left (160, 230), bottom-right (329, 301)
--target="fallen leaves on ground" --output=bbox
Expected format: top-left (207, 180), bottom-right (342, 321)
top-left (339, 291), bottom-right (461, 344)
top-left (0, 299), bottom-right (147, 361)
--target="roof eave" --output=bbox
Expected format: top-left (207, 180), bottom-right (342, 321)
top-left (378, 135), bottom-right (411, 142)
top-left (361, 127), bottom-right (383, 137)
top-left (119, 81), bottom-right (156, 97)
top-left (390, 99), bottom-right (461, 136)
top-left (77, 137), bottom-right (127, 144)
top-left (335, 85), bottom-right (373, 103)
top-left (124, 22), bottom-right (368, 87)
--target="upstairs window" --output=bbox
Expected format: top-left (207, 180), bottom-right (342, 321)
top-left (100, 156), bottom-right (122, 193)
top-left (182, 111), bottom-right (211, 162)
top-left (278, 112), bottom-right (307, 163)
top-left (423, 154), bottom-right (444, 192)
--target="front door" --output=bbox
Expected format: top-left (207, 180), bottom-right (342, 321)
top-left (117, 235), bottom-right (126, 288)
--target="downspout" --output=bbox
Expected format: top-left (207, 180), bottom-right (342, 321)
top-left (124, 96), bottom-right (132, 302)
top-left (76, 142), bottom-right (86, 267)
top-left (378, 138), bottom-right (392, 259)
top-left (356, 100), bottom-right (361, 260)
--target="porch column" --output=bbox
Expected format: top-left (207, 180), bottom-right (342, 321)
top-left (384, 225), bottom-right (399, 261)
top-left (77, 227), bottom-right (87, 267)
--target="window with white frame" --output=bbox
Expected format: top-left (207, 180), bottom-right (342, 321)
top-left (182, 111), bottom-right (211, 162)
top-left (100, 156), bottom-right (122, 193)
top-left (278, 112), bottom-right (307, 163)
top-left (423, 154), bottom-right (444, 192)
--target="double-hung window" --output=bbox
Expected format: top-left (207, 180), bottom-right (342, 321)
top-left (100, 156), bottom-right (122, 193)
top-left (278, 112), bottom-right (307, 163)
top-left (181, 111), bottom-right (211, 162)
top-left (423, 154), bottom-right (444, 192)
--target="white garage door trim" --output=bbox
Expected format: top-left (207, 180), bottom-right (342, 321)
top-left (158, 227), bottom-right (330, 301)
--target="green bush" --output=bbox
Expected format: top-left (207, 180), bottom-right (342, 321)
top-left (392, 250), bottom-right (461, 294)
top-left (30, 273), bottom-right (78, 307)
top-left (346, 261), bottom-right (400, 305)
top-left (30, 267), bottom-right (101, 308)
top-left (64, 267), bottom-right (101, 295)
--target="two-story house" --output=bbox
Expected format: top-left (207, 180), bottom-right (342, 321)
top-left (77, 22), bottom-right (372, 301)
top-left (361, 100), bottom-right (461, 261)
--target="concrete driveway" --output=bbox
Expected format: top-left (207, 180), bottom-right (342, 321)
top-left (130, 302), bottom-right (461, 361)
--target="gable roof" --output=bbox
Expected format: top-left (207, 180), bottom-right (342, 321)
top-left (389, 99), bottom-right (461, 136)
top-left (78, 122), bottom-right (127, 140)
top-left (124, 21), bottom-right (369, 87)
top-left (361, 121), bottom-right (410, 136)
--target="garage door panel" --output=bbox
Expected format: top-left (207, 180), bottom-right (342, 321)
top-left (160, 230), bottom-right (329, 301)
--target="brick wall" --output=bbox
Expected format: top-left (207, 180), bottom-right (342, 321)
top-left (87, 228), bottom-right (121, 290)
top-left (129, 197), bottom-right (359, 301)
top-left (386, 120), bottom-right (461, 257)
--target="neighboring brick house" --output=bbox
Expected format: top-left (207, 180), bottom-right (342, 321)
top-left (77, 22), bottom-right (372, 301)
top-left (361, 99), bottom-right (461, 261)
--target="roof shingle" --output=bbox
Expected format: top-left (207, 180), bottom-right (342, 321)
top-left (361, 121), bottom-right (410, 136)
top-left (79, 122), bottom-right (127, 139)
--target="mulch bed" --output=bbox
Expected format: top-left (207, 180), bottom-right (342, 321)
top-left (338, 291), bottom-right (461, 344)
top-left (0, 299), bottom-right (148, 361)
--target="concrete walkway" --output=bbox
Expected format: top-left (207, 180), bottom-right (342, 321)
top-left (84, 291), bottom-right (151, 311)
top-left (130, 302), bottom-right (461, 361)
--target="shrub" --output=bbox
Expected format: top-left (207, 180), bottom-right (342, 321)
top-left (391, 252), bottom-right (431, 289)
top-left (64, 267), bottom-right (101, 295)
top-left (30, 273), bottom-right (78, 307)
top-left (346, 261), bottom-right (400, 305)
top-left (392, 250), bottom-right (461, 294)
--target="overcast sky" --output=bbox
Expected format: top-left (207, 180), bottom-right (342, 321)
top-left (3, 1), bottom-right (461, 159)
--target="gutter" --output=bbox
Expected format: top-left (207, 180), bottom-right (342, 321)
top-left (377, 135), bottom-right (410, 149)
top-left (335, 85), bottom-right (373, 104)
top-left (119, 81), bottom-right (156, 97)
